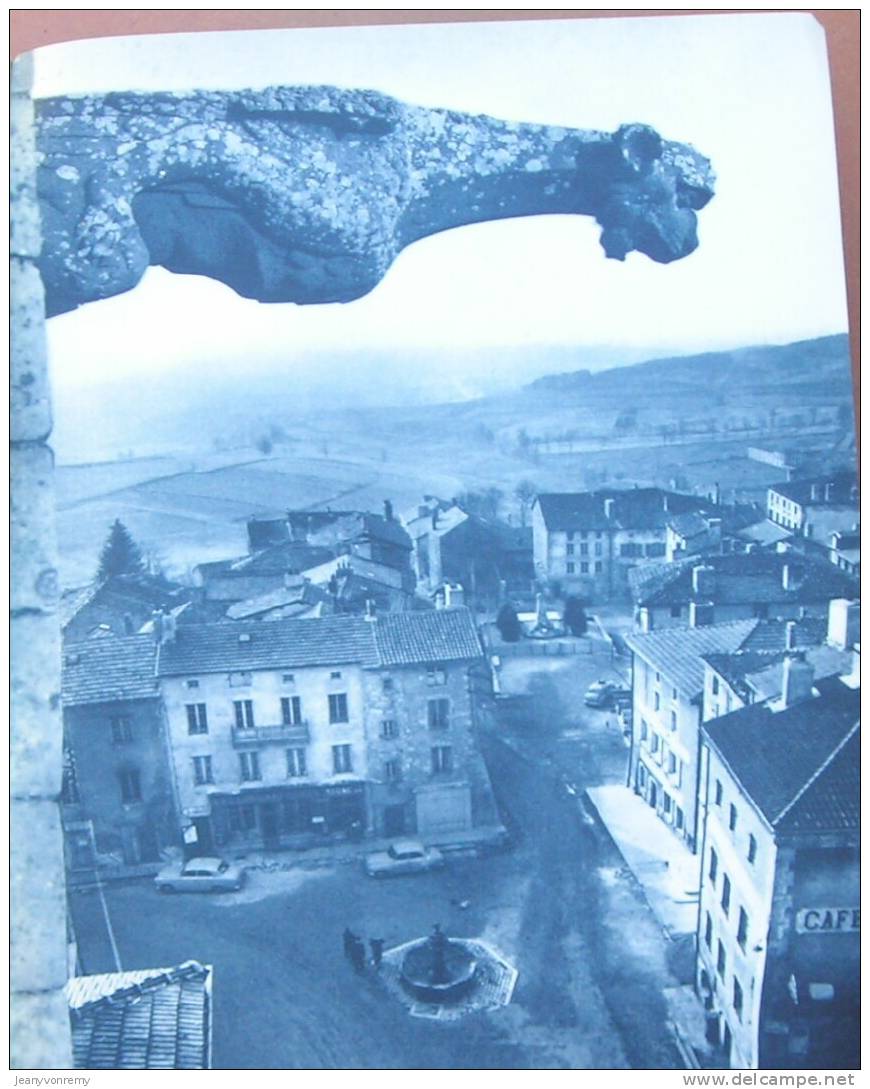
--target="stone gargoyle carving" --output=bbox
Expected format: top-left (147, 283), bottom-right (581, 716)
top-left (35, 86), bottom-right (715, 316)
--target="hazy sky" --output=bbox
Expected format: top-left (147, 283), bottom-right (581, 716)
top-left (34, 13), bottom-right (848, 392)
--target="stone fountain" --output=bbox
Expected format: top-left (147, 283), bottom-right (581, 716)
top-left (399, 924), bottom-right (478, 1004)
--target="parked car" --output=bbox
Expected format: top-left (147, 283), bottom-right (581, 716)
top-left (584, 680), bottom-right (630, 709)
top-left (584, 679), bottom-right (616, 707)
top-left (155, 856), bottom-right (245, 893)
top-left (364, 839), bottom-right (445, 878)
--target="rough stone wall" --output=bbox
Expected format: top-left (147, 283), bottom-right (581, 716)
top-left (64, 697), bottom-right (177, 862)
top-left (362, 662), bottom-right (481, 835)
top-left (10, 53), bottom-right (73, 1069)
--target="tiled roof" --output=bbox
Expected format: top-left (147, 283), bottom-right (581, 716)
top-left (60, 584), bottom-right (100, 628)
top-left (770, 471), bottom-right (857, 506)
top-left (60, 575), bottom-right (187, 630)
top-left (629, 552), bottom-right (858, 607)
top-left (737, 520), bottom-right (793, 546)
top-left (67, 961), bottom-right (211, 1069)
top-left (232, 543), bottom-right (335, 576)
top-left (703, 676), bottom-right (860, 831)
top-left (536, 488), bottom-right (709, 532)
top-left (776, 728), bottom-right (860, 833)
top-left (742, 645), bottom-right (854, 702)
top-left (739, 616), bottom-right (827, 651)
top-left (158, 614), bottom-right (378, 674)
top-left (224, 579), bottom-right (328, 620)
top-left (667, 512), bottom-right (710, 538)
top-left (373, 607), bottom-right (482, 666)
top-left (625, 620), bottom-right (758, 698)
top-left (157, 607), bottom-right (481, 676)
top-left (285, 510), bottom-right (412, 550)
top-left (62, 634), bottom-right (158, 705)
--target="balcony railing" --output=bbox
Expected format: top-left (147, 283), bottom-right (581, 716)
top-left (231, 722), bottom-right (310, 747)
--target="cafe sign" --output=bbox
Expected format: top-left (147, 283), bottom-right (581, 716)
top-left (795, 907), bottom-right (859, 934)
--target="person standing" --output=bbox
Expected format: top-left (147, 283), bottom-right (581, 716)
top-left (350, 936), bottom-right (366, 974)
top-left (369, 937), bottom-right (384, 971)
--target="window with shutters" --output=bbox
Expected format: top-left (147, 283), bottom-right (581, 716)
top-left (233, 700), bottom-right (255, 730)
top-left (111, 716), bottom-right (133, 744)
top-left (328, 693), bottom-right (349, 724)
top-left (721, 874), bottom-right (731, 916)
top-left (119, 768), bottom-right (142, 803)
top-left (286, 747), bottom-right (307, 778)
top-left (239, 751), bottom-right (261, 781)
top-left (332, 744), bottom-right (353, 774)
top-left (281, 695), bottom-right (303, 725)
top-left (431, 745), bottom-right (453, 774)
top-left (428, 698), bottom-right (449, 731)
top-left (186, 703), bottom-right (208, 735)
top-left (737, 907), bottom-right (748, 951)
top-left (192, 755), bottom-right (213, 786)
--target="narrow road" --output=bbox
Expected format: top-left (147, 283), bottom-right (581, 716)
top-left (481, 732), bottom-right (684, 1069)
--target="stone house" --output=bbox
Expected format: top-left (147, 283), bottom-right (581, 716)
top-left (701, 600), bottom-right (858, 722)
top-left (61, 634), bottom-right (178, 869)
top-left (696, 674), bottom-right (859, 1069)
top-left (766, 472), bottom-right (858, 535)
top-left (192, 543), bottom-right (335, 603)
top-left (625, 608), bottom-right (854, 854)
top-left (532, 488), bottom-right (716, 602)
top-left (61, 573), bottom-right (188, 640)
top-left (403, 497), bottom-right (533, 604)
top-left (629, 552), bottom-right (858, 632)
top-left (155, 607), bottom-right (496, 852)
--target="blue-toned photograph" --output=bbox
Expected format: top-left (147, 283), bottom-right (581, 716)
top-left (10, 11), bottom-right (858, 1075)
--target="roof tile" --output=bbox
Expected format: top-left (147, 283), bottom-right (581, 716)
top-left (703, 676), bottom-right (859, 831)
top-left (62, 634), bottom-right (158, 705)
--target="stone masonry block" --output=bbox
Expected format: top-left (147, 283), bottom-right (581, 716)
top-left (11, 986), bottom-right (73, 1070)
top-left (10, 797), bottom-right (70, 995)
top-left (11, 609), bottom-right (63, 798)
top-left (11, 87), bottom-right (42, 260)
top-left (11, 260), bottom-right (51, 442)
top-left (11, 442), bottom-right (58, 611)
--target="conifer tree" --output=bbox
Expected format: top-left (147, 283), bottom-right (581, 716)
top-left (96, 519), bottom-right (145, 580)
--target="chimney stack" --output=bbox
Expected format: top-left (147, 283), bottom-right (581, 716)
top-left (780, 652), bottom-right (815, 708)
top-left (827, 598), bottom-right (860, 650)
top-left (604, 497), bottom-right (615, 519)
top-left (444, 583), bottom-right (464, 608)
top-left (383, 499), bottom-right (394, 522)
top-left (690, 601), bottom-right (715, 627)
top-left (692, 565), bottom-right (716, 597)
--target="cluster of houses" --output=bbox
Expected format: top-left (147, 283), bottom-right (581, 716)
top-left (60, 470), bottom-right (858, 1070)
top-left (531, 470), bottom-right (859, 1070)
top-left (59, 499), bottom-right (523, 872)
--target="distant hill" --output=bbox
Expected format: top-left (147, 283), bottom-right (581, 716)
top-left (526, 334), bottom-right (853, 399)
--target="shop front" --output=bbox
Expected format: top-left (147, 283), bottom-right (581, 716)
top-left (208, 782), bottom-right (368, 849)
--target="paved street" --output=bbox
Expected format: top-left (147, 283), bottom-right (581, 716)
top-left (70, 642), bottom-right (684, 1070)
